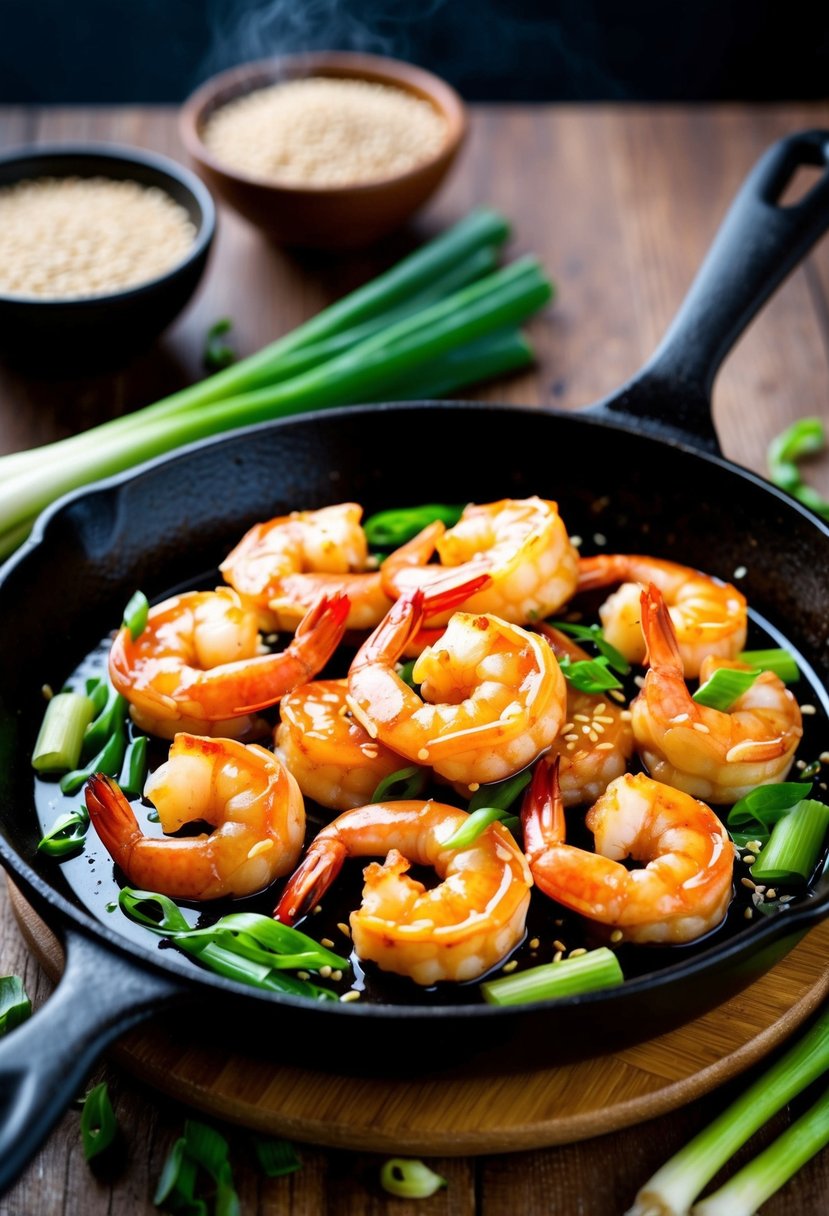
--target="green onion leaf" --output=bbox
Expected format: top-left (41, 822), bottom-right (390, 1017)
top-left (481, 948), bottom-right (624, 1006)
top-left (82, 682), bottom-right (128, 757)
top-left (397, 659), bottom-right (419, 689)
top-left (31, 691), bottom-right (95, 773)
top-left (737, 648), bottom-right (800, 684)
top-left (0, 976), bottom-right (31, 1036)
top-left (122, 590), bottom-right (149, 641)
top-left (750, 799), bottom-right (829, 884)
top-left (364, 503), bottom-right (464, 549)
top-left (444, 769), bottom-right (534, 848)
top-left (253, 1137), bottom-right (302, 1178)
top-left (547, 620), bottom-right (632, 675)
top-left (60, 718), bottom-right (127, 795)
top-left (380, 1158), bottom-right (447, 1199)
top-left (203, 318), bottom-right (237, 373)
top-left (80, 1082), bottom-right (117, 1162)
top-left (767, 418), bottom-right (829, 521)
top-left (371, 765), bottom-right (428, 802)
top-left (118, 734), bottom-right (148, 799)
top-left (692, 667), bottom-right (761, 710)
top-left (444, 806), bottom-right (512, 850)
top-left (85, 676), bottom-right (109, 717)
top-left (558, 654), bottom-right (623, 693)
top-left (155, 1120), bottom-right (239, 1215)
top-left (727, 782), bottom-right (813, 847)
top-left (37, 807), bottom-right (90, 858)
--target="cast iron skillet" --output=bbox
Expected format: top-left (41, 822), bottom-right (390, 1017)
top-left (2, 130), bottom-right (829, 1194)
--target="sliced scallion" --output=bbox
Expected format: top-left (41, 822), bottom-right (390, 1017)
top-left (371, 765), bottom-right (428, 802)
top-left (444, 769), bottom-right (533, 848)
top-left (443, 806), bottom-right (512, 850)
top-left (80, 1082), bottom-right (117, 1162)
top-left (380, 1158), bottom-right (447, 1199)
top-left (0, 975), bottom-right (31, 1036)
top-left (767, 417), bottom-right (829, 521)
top-left (727, 782), bottom-right (813, 848)
top-left (60, 718), bottom-right (127, 795)
top-left (82, 682), bottom-right (128, 757)
top-left (253, 1137), bottom-right (302, 1178)
top-left (547, 620), bottom-right (632, 675)
top-left (154, 1119), bottom-right (239, 1215)
top-left (85, 676), bottom-right (109, 717)
top-left (558, 654), bottom-right (623, 694)
top-left (121, 590), bottom-right (149, 642)
top-left (482, 947), bottom-right (624, 1006)
top-left (118, 734), bottom-right (148, 799)
top-left (364, 503), bottom-right (465, 549)
top-left (203, 318), bottom-right (237, 372)
top-left (37, 807), bottom-right (90, 858)
top-left (31, 691), bottom-right (95, 774)
top-left (692, 666), bottom-right (761, 710)
top-left (737, 647), bottom-right (800, 684)
top-left (750, 799), bottom-right (829, 884)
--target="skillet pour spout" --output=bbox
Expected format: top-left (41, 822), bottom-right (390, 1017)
top-left (2, 129), bottom-right (829, 1195)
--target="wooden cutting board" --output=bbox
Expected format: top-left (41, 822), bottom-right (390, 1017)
top-left (11, 881), bottom-right (829, 1155)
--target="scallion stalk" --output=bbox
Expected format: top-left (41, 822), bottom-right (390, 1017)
top-left (118, 735), bottom-right (148, 799)
top-left (60, 718), bottom-right (127, 795)
top-left (31, 691), bottom-right (94, 773)
top-left (625, 1008), bottom-right (829, 1216)
top-left (482, 948), bottom-right (624, 1006)
top-left (726, 782), bottom-right (812, 848)
top-left (737, 648), bottom-right (800, 683)
top-left (80, 1082), bottom-right (118, 1162)
top-left (380, 1158), bottom-right (447, 1199)
top-left (750, 799), bottom-right (829, 883)
top-left (364, 503), bottom-right (464, 548)
top-left (253, 1137), bottom-right (302, 1178)
top-left (692, 666), bottom-right (761, 710)
top-left (0, 976), bottom-right (31, 1036)
top-left (546, 620), bottom-right (631, 675)
top-left (443, 769), bottom-right (533, 848)
top-left (121, 590), bottom-right (149, 641)
top-left (371, 766), bottom-right (429, 802)
top-left (767, 418), bottom-right (829, 521)
top-left (558, 654), bottom-right (623, 694)
top-left (37, 807), bottom-right (90, 858)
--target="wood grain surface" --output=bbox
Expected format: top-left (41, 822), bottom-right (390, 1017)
top-left (2, 102), bottom-right (829, 1215)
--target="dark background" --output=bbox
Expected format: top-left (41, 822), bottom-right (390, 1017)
top-left (2, 0), bottom-right (828, 103)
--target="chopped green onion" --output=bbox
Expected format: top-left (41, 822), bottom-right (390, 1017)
top-left (727, 782), bottom-right (813, 848)
top-left (80, 1082), bottom-right (117, 1162)
top-left (767, 418), bottom-right (829, 521)
top-left (444, 769), bottom-right (534, 848)
top-left (60, 718), bottom-right (127, 795)
top-left (253, 1137), bottom-right (302, 1178)
top-left (558, 654), bottom-right (623, 694)
top-left (122, 590), bottom-right (149, 641)
top-left (397, 659), bottom-right (419, 689)
top-left (371, 765), bottom-right (428, 802)
top-left (750, 799), bottom-right (829, 883)
top-left (203, 318), bottom-right (237, 372)
top-left (443, 806), bottom-right (512, 850)
top-left (31, 691), bottom-right (95, 773)
top-left (364, 503), bottom-right (465, 549)
top-left (547, 620), bottom-right (631, 675)
top-left (118, 734), bottom-right (148, 799)
top-left (85, 677), bottom-right (109, 717)
top-left (380, 1158), bottom-right (447, 1199)
top-left (0, 976), bottom-right (31, 1036)
top-left (82, 682), bottom-right (128, 757)
top-left (691, 1083), bottom-right (829, 1216)
top-left (481, 947), bottom-right (624, 1006)
top-left (626, 1008), bottom-right (829, 1216)
top-left (737, 648), bottom-right (800, 684)
top-left (37, 807), bottom-right (90, 858)
top-left (154, 1119), bottom-right (239, 1215)
top-left (692, 666), bottom-right (761, 710)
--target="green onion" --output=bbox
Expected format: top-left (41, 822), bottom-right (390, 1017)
top-left (371, 765), bottom-right (428, 802)
top-left (444, 769), bottom-right (533, 848)
top-left (119, 888), bottom-right (347, 1000)
top-left (691, 1083), bottom-right (829, 1216)
top-left (750, 799), bottom-right (829, 883)
top-left (253, 1137), bottom-right (302, 1178)
top-left (0, 210), bottom-right (552, 558)
top-left (380, 1158), bottom-right (447, 1199)
top-left (121, 590), bottom-right (149, 641)
top-left (558, 654), bottom-right (623, 694)
top-left (80, 1082), bottom-right (117, 1162)
top-left (203, 318), bottom-right (237, 372)
top-left (737, 647), bottom-right (800, 683)
top-left (85, 677), bottom-right (109, 717)
top-left (60, 717), bottom-right (127, 795)
top-left (727, 782), bottom-right (813, 848)
top-left (767, 418), bottom-right (829, 521)
top-left (481, 947), bottom-right (624, 1006)
top-left (82, 682), bottom-right (128, 757)
top-left (547, 620), bottom-right (631, 675)
top-left (155, 1119), bottom-right (239, 1216)
top-left (397, 659), bottom-right (419, 689)
top-left (626, 1008), bottom-right (829, 1216)
top-left (31, 690), bottom-right (95, 773)
top-left (118, 734), bottom-right (148, 799)
top-left (444, 806), bottom-right (512, 849)
top-left (0, 976), bottom-right (31, 1036)
top-left (692, 666), bottom-right (761, 710)
top-left (37, 806), bottom-right (90, 858)
top-left (364, 503), bottom-right (464, 549)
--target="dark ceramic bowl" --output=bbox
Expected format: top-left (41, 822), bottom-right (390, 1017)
top-left (179, 51), bottom-right (467, 250)
top-left (0, 143), bottom-right (216, 373)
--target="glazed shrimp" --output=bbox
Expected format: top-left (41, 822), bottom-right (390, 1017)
top-left (85, 733), bottom-right (305, 900)
top-left (537, 622), bottom-right (634, 806)
top-left (633, 584), bottom-right (802, 803)
top-left (380, 497), bottom-right (580, 625)
top-left (220, 502), bottom-right (392, 632)
top-left (275, 678), bottom-right (411, 812)
top-left (347, 577), bottom-right (567, 787)
top-left (274, 800), bottom-right (532, 985)
top-left (521, 761), bottom-right (733, 944)
top-left (578, 554), bottom-right (747, 677)
top-left (109, 587), bottom-right (349, 740)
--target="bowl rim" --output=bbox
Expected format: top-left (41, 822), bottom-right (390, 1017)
top-left (179, 49), bottom-right (468, 199)
top-left (0, 141), bottom-right (217, 308)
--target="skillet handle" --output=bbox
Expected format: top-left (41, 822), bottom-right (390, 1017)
top-left (593, 128), bottom-right (829, 452)
top-left (0, 924), bottom-right (186, 1197)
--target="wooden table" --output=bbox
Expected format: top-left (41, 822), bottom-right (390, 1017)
top-left (2, 102), bottom-right (829, 1215)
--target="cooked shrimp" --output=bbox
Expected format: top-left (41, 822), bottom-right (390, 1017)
top-left (633, 584), bottom-right (802, 803)
top-left (275, 678), bottom-right (410, 812)
top-left (85, 733), bottom-right (305, 900)
top-left (109, 587), bottom-right (349, 740)
top-left (347, 577), bottom-right (567, 786)
top-left (380, 497), bottom-right (580, 625)
top-left (578, 554), bottom-right (747, 677)
top-left (220, 502), bottom-right (391, 632)
top-left (521, 761), bottom-right (734, 944)
top-left (537, 622), bottom-right (634, 806)
top-left (274, 800), bottom-right (532, 984)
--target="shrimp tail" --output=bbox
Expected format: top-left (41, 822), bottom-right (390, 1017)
top-left (521, 758), bottom-right (565, 862)
top-left (421, 572), bottom-right (491, 616)
top-left (640, 583), bottom-right (682, 671)
top-left (286, 591), bottom-right (351, 675)
top-left (273, 836), bottom-right (348, 924)
top-left (576, 554), bottom-right (630, 592)
top-left (352, 589), bottom-right (427, 670)
top-left (85, 773), bottom-right (142, 866)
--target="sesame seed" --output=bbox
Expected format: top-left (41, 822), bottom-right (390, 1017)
top-left (312, 904), bottom-right (323, 915)
top-left (766, 888), bottom-right (777, 900)
top-left (733, 565), bottom-right (747, 579)
top-left (320, 938), bottom-right (335, 949)
top-left (331, 970), bottom-right (343, 982)
top-left (318, 965), bottom-right (333, 979)
top-left (634, 676), bottom-right (646, 689)
top-left (574, 713), bottom-right (590, 723)
top-left (501, 960), bottom-right (518, 973)
top-left (609, 689), bottom-right (626, 703)
top-left (570, 535), bottom-right (583, 547)
top-left (337, 922), bottom-right (351, 939)
top-left (564, 733), bottom-right (580, 742)
top-left (340, 990), bottom-right (361, 1003)
top-left (595, 702), bottom-right (607, 714)
top-left (596, 742), bottom-right (615, 751)
top-left (779, 894), bottom-right (795, 903)
top-left (297, 971), bottom-right (310, 981)
top-left (417, 748), bottom-right (429, 761)
top-left (743, 854), bottom-right (756, 865)
top-left (588, 729), bottom-right (599, 743)
top-left (671, 713), bottom-right (690, 724)
top-left (741, 877), bottom-right (757, 890)
top-left (41, 684), bottom-right (54, 700)
top-left (800, 704), bottom-right (817, 715)
top-left (552, 950), bottom-right (563, 963)
top-left (562, 722), bottom-right (574, 733)
top-left (593, 533), bottom-right (607, 546)
top-left (620, 710), bottom-right (632, 721)
top-left (553, 939), bottom-right (567, 952)
top-left (693, 722), bottom-right (710, 734)
top-left (468, 782), bottom-right (480, 792)
top-left (593, 722), bottom-right (606, 735)
top-left (594, 715), bottom-right (615, 724)
top-left (744, 907), bottom-right (754, 920)
top-left (529, 938), bottom-right (540, 949)
top-left (568, 948), bottom-right (587, 958)
top-left (610, 929), bottom-right (623, 943)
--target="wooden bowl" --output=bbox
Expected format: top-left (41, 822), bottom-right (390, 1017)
top-left (178, 51), bottom-right (467, 250)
